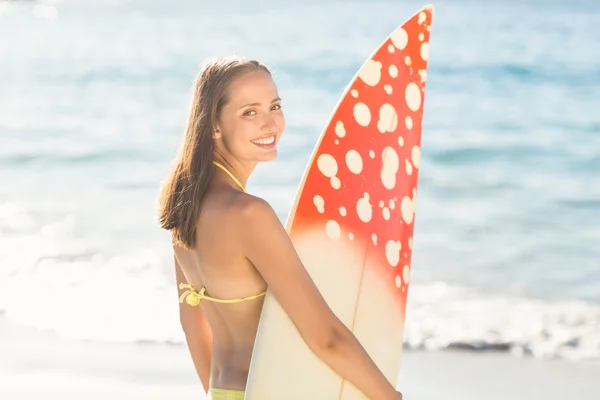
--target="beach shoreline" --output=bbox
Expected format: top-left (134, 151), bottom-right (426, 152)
top-left (1, 318), bottom-right (599, 399)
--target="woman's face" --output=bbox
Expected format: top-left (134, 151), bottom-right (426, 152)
top-left (214, 70), bottom-right (285, 163)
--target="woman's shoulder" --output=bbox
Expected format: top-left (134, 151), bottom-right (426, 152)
top-left (233, 193), bottom-right (278, 222)
top-left (206, 189), bottom-right (275, 221)
top-left (222, 193), bottom-right (284, 244)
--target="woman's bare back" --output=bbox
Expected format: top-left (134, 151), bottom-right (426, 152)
top-left (174, 187), bottom-right (268, 390)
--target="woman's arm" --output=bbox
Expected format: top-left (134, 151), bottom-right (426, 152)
top-left (174, 255), bottom-right (213, 393)
top-left (238, 197), bottom-right (400, 400)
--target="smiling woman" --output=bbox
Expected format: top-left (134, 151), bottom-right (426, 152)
top-left (213, 70), bottom-right (284, 160)
top-left (156, 56), bottom-right (402, 400)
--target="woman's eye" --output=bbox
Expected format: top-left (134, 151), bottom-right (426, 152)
top-left (243, 110), bottom-right (256, 116)
top-left (271, 104), bottom-right (282, 111)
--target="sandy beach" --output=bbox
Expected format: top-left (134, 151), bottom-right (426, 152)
top-left (1, 318), bottom-right (599, 400)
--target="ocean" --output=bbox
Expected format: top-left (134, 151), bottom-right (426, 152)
top-left (1, 0), bottom-right (599, 361)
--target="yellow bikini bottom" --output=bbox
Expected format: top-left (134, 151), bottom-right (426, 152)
top-left (208, 388), bottom-right (245, 400)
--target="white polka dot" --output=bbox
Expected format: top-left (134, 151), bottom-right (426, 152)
top-left (345, 150), bottom-right (363, 174)
top-left (383, 207), bottom-right (390, 220)
top-left (349, 232), bottom-right (354, 240)
top-left (326, 220), bottom-right (341, 240)
top-left (357, 195), bottom-right (372, 223)
top-left (313, 195), bottom-right (325, 213)
top-left (385, 240), bottom-right (401, 267)
top-left (419, 33), bottom-right (424, 41)
top-left (405, 83), bottom-right (422, 112)
top-left (403, 265), bottom-right (410, 284)
top-left (418, 11), bottom-right (426, 24)
top-left (427, 25), bottom-right (431, 32)
top-left (390, 27), bottom-right (408, 50)
top-left (408, 237), bottom-right (413, 249)
top-left (395, 275), bottom-right (402, 288)
top-left (405, 56), bottom-right (412, 66)
top-left (356, 197), bottom-right (373, 222)
top-left (387, 44), bottom-right (395, 53)
top-left (351, 89), bottom-right (359, 98)
top-left (339, 206), bottom-right (347, 217)
top-left (364, 192), bottom-right (370, 200)
top-left (381, 147), bottom-right (399, 190)
top-left (335, 121), bottom-right (346, 137)
top-left (388, 65), bottom-right (398, 78)
top-left (412, 188), bottom-right (418, 210)
top-left (421, 42), bottom-right (429, 61)
top-left (369, 150), bottom-right (375, 158)
top-left (398, 136), bottom-right (404, 147)
top-left (317, 154), bottom-right (337, 178)
top-left (330, 176), bottom-right (341, 189)
top-left (411, 145), bottom-right (421, 168)
top-left (359, 59), bottom-right (382, 86)
top-left (400, 196), bottom-right (414, 224)
top-left (405, 159), bottom-right (413, 175)
top-left (372, 233), bottom-right (377, 245)
top-left (384, 85), bottom-right (392, 94)
top-left (406, 116), bottom-right (413, 130)
top-left (353, 103), bottom-right (371, 127)
top-left (379, 200), bottom-right (384, 208)
top-left (335, 139), bottom-right (339, 145)
top-left (419, 69), bottom-right (428, 83)
top-left (377, 103), bottom-right (398, 134)
top-left (389, 200), bottom-right (395, 210)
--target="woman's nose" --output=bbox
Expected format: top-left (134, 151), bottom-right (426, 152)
top-left (261, 115), bottom-right (278, 133)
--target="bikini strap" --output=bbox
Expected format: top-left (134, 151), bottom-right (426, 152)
top-left (179, 282), bottom-right (267, 305)
top-left (212, 161), bottom-right (247, 193)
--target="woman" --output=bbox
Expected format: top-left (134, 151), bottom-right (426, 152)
top-left (158, 56), bottom-right (403, 400)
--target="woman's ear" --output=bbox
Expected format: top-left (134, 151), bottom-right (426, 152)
top-left (212, 125), bottom-right (222, 140)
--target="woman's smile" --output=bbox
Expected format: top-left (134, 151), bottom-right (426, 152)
top-left (250, 134), bottom-right (276, 149)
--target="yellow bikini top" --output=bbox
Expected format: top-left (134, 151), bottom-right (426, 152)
top-left (178, 160), bottom-right (267, 306)
top-left (179, 284), bottom-right (267, 306)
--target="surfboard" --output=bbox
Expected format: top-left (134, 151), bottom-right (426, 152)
top-left (246, 5), bottom-right (434, 399)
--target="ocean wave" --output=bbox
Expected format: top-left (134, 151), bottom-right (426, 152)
top-left (3, 263), bottom-right (599, 361)
top-left (404, 282), bottom-right (600, 361)
top-left (1, 200), bottom-right (599, 361)
top-left (1, 208), bottom-right (598, 361)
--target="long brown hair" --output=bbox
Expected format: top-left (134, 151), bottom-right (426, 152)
top-left (158, 56), bottom-right (271, 249)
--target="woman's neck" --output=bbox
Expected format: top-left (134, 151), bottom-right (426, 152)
top-left (212, 156), bottom-right (256, 191)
